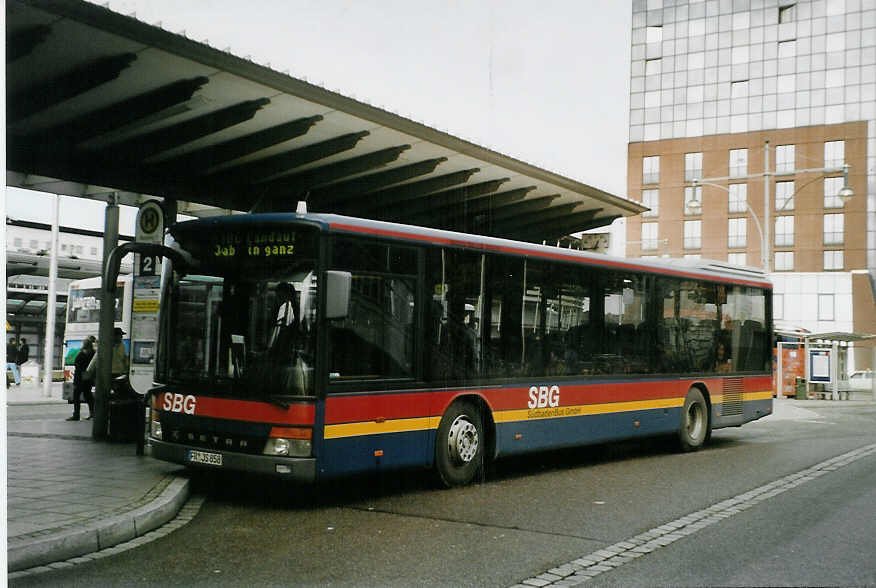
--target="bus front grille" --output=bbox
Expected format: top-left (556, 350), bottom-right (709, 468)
top-left (722, 378), bottom-right (744, 416)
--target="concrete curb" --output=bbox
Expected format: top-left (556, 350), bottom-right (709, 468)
top-left (7, 476), bottom-right (190, 572)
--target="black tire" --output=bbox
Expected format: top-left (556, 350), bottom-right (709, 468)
top-left (678, 387), bottom-right (709, 452)
top-left (435, 400), bottom-right (484, 487)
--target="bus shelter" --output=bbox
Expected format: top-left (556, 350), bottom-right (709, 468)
top-left (795, 332), bottom-right (876, 401)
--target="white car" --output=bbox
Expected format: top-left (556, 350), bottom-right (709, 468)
top-left (849, 370), bottom-right (874, 391)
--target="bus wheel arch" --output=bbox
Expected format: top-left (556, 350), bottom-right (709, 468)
top-left (434, 396), bottom-right (493, 487)
top-left (678, 384), bottom-right (711, 452)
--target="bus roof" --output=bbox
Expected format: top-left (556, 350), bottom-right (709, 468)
top-left (173, 212), bottom-right (772, 289)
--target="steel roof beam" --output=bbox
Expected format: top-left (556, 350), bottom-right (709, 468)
top-left (8, 53), bottom-right (138, 122)
top-left (309, 157), bottom-right (448, 208)
top-left (6, 25), bottom-right (52, 63)
top-left (91, 98), bottom-right (271, 161)
top-left (353, 168), bottom-right (480, 214)
top-left (50, 77), bottom-right (211, 144)
top-left (483, 194), bottom-right (562, 222)
top-left (518, 213), bottom-right (620, 243)
top-left (256, 145), bottom-right (413, 208)
top-left (202, 131), bottom-right (370, 188)
top-left (377, 178), bottom-right (508, 222)
top-left (405, 186), bottom-right (535, 226)
top-left (150, 115), bottom-right (323, 175)
top-left (493, 203), bottom-right (590, 234)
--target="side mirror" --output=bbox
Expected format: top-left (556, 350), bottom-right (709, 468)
top-left (325, 271), bottom-right (351, 320)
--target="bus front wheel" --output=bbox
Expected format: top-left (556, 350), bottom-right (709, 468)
top-left (435, 400), bottom-right (484, 487)
top-left (678, 387), bottom-right (709, 452)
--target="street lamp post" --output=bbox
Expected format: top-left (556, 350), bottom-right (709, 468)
top-left (688, 139), bottom-right (853, 271)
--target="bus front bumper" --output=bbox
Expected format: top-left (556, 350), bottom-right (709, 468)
top-left (150, 439), bottom-right (317, 482)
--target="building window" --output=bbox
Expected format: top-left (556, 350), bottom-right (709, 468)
top-left (824, 140), bottom-right (844, 168)
top-left (778, 40), bottom-right (797, 60)
top-left (776, 181), bottom-right (795, 211)
top-left (90, 247), bottom-right (98, 256)
top-left (684, 186), bottom-right (702, 216)
top-left (775, 145), bottom-right (795, 174)
top-left (779, 4), bottom-right (796, 24)
top-left (29, 239), bottom-right (38, 249)
top-left (642, 189), bottom-right (659, 217)
top-left (646, 26), bottom-right (662, 44)
top-left (731, 80), bottom-right (749, 98)
top-left (642, 156), bottom-right (660, 184)
top-left (775, 251), bottom-right (794, 271)
top-left (818, 294), bottom-right (835, 321)
top-left (13, 238), bottom-right (23, 248)
top-left (775, 216), bottom-right (795, 247)
top-left (774, 293), bottom-right (784, 320)
top-left (645, 58), bottom-right (661, 77)
top-left (728, 252), bottom-right (747, 266)
top-left (686, 85), bottom-right (704, 104)
top-left (823, 177), bottom-right (845, 208)
top-left (823, 213), bottom-right (844, 245)
top-left (823, 250), bottom-right (844, 270)
top-left (61, 243), bottom-right (68, 251)
top-left (729, 184), bottom-right (747, 214)
top-left (684, 152), bottom-right (703, 182)
top-left (683, 220), bottom-right (702, 249)
top-left (683, 254), bottom-right (702, 260)
top-left (641, 222), bottom-right (659, 251)
top-left (731, 46), bottom-right (749, 65)
top-left (729, 149), bottom-right (748, 178)
top-left (728, 218), bottom-right (747, 248)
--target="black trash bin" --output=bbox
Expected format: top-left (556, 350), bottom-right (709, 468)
top-left (108, 397), bottom-right (140, 442)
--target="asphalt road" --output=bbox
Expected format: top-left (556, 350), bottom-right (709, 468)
top-left (10, 399), bottom-right (876, 587)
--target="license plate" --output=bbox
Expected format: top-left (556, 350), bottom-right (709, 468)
top-left (187, 450), bottom-right (223, 466)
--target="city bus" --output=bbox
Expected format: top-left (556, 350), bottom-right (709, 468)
top-left (146, 212), bottom-right (773, 486)
top-left (63, 274), bottom-right (133, 384)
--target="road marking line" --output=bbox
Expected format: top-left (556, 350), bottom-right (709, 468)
top-left (512, 443), bottom-right (876, 587)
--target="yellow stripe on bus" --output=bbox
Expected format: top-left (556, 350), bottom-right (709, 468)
top-left (324, 416), bottom-right (437, 440)
top-left (713, 390), bottom-right (774, 404)
top-left (323, 392), bottom-right (773, 440)
top-left (494, 397), bottom-right (684, 424)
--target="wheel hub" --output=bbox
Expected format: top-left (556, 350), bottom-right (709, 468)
top-left (447, 415), bottom-right (478, 465)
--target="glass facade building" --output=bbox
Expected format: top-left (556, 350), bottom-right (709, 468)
top-left (627, 0), bottom-right (876, 370)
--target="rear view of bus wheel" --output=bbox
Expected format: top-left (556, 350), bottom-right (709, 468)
top-left (678, 387), bottom-right (709, 452)
top-left (435, 400), bottom-right (484, 487)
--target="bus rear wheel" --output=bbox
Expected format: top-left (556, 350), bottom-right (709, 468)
top-left (435, 400), bottom-right (484, 487)
top-left (678, 387), bottom-right (709, 452)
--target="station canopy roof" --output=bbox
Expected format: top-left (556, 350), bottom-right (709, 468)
top-left (6, 0), bottom-right (645, 243)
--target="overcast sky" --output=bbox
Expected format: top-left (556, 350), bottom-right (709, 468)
top-left (5, 0), bottom-right (632, 232)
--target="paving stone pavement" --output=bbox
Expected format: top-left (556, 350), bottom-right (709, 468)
top-left (5, 382), bottom-right (190, 573)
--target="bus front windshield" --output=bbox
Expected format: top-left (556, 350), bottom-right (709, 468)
top-left (162, 267), bottom-right (317, 399)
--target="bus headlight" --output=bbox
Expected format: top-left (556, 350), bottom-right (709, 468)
top-left (263, 437), bottom-right (311, 457)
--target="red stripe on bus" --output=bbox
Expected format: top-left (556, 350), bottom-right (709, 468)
top-left (328, 222), bottom-right (771, 289)
top-left (190, 397), bottom-right (315, 425)
top-left (325, 392), bottom-right (437, 425)
top-left (324, 376), bottom-right (769, 425)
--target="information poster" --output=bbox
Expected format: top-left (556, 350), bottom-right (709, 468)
top-left (131, 201), bottom-right (164, 394)
top-left (809, 349), bottom-right (832, 383)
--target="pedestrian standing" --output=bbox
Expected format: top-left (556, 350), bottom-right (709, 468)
top-left (7, 337), bottom-right (21, 386)
top-left (17, 338), bottom-right (30, 366)
top-left (68, 339), bottom-right (96, 421)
